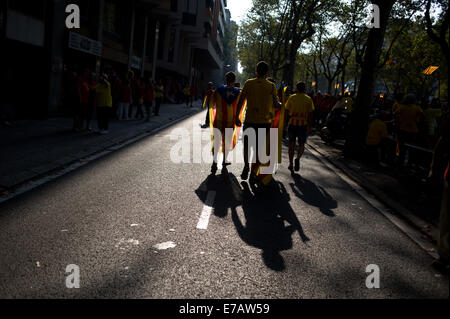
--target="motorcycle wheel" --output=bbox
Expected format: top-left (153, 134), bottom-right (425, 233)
top-left (320, 127), bottom-right (335, 143)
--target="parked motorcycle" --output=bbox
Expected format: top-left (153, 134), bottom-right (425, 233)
top-left (320, 98), bottom-right (352, 143)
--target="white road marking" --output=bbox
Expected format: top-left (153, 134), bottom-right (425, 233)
top-left (197, 191), bottom-right (216, 230)
top-left (154, 241), bottom-right (177, 250)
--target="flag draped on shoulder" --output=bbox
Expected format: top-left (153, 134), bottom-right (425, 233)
top-left (208, 85), bottom-right (245, 153)
top-left (203, 89), bottom-right (214, 108)
top-left (255, 86), bottom-right (288, 185)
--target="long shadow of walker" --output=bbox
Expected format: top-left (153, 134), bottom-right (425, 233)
top-left (196, 173), bottom-right (309, 272)
top-left (290, 174), bottom-right (338, 217)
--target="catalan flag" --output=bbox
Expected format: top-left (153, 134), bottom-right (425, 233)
top-left (254, 86), bottom-right (288, 186)
top-left (209, 85), bottom-right (244, 153)
top-left (423, 66), bottom-right (439, 75)
top-left (203, 89), bottom-right (214, 108)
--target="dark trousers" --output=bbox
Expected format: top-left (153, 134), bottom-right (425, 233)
top-left (155, 98), bottom-right (162, 115)
top-left (136, 103), bottom-right (145, 119)
top-left (205, 107), bottom-right (210, 125)
top-left (81, 103), bottom-right (94, 128)
top-left (97, 107), bottom-right (111, 131)
top-left (145, 101), bottom-right (153, 119)
top-left (397, 130), bottom-right (416, 164)
top-left (243, 123), bottom-right (271, 164)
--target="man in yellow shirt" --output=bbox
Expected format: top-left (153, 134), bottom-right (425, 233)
top-left (285, 82), bottom-right (314, 172)
top-left (235, 61), bottom-right (281, 180)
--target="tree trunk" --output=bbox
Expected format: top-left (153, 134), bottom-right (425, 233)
top-left (327, 79), bottom-right (333, 95)
top-left (345, 0), bottom-right (396, 158)
top-left (282, 48), bottom-right (297, 89)
top-left (341, 65), bottom-right (347, 95)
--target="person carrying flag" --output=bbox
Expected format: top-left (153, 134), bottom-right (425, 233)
top-left (210, 72), bottom-right (241, 174)
top-left (251, 78), bottom-right (288, 186)
top-left (285, 81), bottom-right (315, 172)
top-left (235, 61), bottom-right (281, 182)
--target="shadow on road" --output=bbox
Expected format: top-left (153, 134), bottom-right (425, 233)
top-left (290, 174), bottom-right (337, 217)
top-left (195, 172), bottom-right (242, 218)
top-left (232, 181), bottom-right (310, 271)
top-left (196, 173), bottom-right (309, 272)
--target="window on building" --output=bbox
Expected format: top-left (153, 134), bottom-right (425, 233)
top-left (168, 29), bottom-right (176, 63)
top-left (157, 23), bottom-right (166, 60)
top-left (204, 22), bottom-right (211, 38)
top-left (79, 0), bottom-right (91, 20)
top-left (182, 0), bottom-right (197, 26)
top-left (9, 0), bottom-right (45, 20)
top-left (103, 0), bottom-right (128, 41)
top-left (185, 0), bottom-right (198, 14)
top-left (103, 1), bottom-right (117, 34)
top-left (170, 0), bottom-right (178, 12)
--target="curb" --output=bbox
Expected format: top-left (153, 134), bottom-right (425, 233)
top-left (0, 107), bottom-right (205, 205)
top-left (307, 140), bottom-right (440, 259)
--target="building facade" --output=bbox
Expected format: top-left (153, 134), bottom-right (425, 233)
top-left (1, 0), bottom-right (235, 120)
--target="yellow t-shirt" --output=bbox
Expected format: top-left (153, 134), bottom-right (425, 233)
top-left (95, 82), bottom-right (112, 107)
top-left (155, 85), bottom-right (164, 98)
top-left (395, 104), bottom-right (423, 133)
top-left (366, 119), bottom-right (388, 146)
top-left (241, 77), bottom-right (278, 124)
top-left (285, 93), bottom-right (315, 126)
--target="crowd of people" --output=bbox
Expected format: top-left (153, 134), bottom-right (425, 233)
top-left (203, 61), bottom-right (448, 271)
top-left (63, 67), bottom-right (201, 134)
top-left (308, 89), bottom-right (449, 168)
top-left (204, 61), bottom-right (315, 183)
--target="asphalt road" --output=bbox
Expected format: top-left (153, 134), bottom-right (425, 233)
top-left (0, 111), bottom-right (448, 299)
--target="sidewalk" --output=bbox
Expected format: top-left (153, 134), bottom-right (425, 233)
top-left (0, 102), bottom-right (205, 193)
top-left (307, 134), bottom-right (442, 243)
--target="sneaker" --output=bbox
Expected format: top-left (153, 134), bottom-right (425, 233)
top-left (241, 165), bottom-right (250, 180)
top-left (249, 173), bottom-right (260, 189)
top-left (294, 158), bottom-right (300, 172)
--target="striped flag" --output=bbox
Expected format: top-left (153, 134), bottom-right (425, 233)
top-left (255, 86), bottom-right (288, 185)
top-left (209, 89), bottom-right (245, 153)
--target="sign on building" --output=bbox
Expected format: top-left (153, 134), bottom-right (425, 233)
top-left (68, 32), bottom-right (102, 57)
top-left (130, 55), bottom-right (142, 70)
